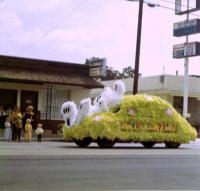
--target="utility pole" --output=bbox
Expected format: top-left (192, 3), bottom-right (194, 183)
top-left (183, 0), bottom-right (189, 118)
top-left (133, 0), bottom-right (143, 95)
top-left (127, 0), bottom-right (158, 94)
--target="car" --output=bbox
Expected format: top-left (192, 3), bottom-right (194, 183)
top-left (63, 94), bottom-right (197, 148)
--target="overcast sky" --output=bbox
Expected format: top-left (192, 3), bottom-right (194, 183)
top-left (0, 0), bottom-right (200, 77)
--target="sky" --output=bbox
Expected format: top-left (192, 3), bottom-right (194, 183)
top-left (0, 0), bottom-right (200, 77)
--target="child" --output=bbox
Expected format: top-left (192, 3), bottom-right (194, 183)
top-left (35, 123), bottom-right (44, 142)
top-left (24, 118), bottom-right (32, 142)
top-left (4, 116), bottom-right (12, 142)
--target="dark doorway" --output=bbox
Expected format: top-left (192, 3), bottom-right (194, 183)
top-left (20, 90), bottom-right (38, 113)
top-left (0, 89), bottom-right (17, 110)
top-left (0, 89), bottom-right (17, 129)
top-left (173, 96), bottom-right (183, 114)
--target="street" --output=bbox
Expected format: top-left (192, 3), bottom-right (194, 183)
top-left (0, 140), bottom-right (200, 191)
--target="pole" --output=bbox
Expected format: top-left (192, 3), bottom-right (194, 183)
top-left (45, 85), bottom-right (49, 129)
top-left (183, 0), bottom-right (189, 118)
top-left (133, 0), bottom-right (143, 95)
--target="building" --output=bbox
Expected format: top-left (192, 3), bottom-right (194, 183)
top-left (92, 75), bottom-right (200, 132)
top-left (0, 55), bottom-right (103, 132)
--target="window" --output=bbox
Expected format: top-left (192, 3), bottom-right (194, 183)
top-left (41, 86), bottom-right (70, 120)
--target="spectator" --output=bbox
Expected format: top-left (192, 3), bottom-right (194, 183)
top-left (11, 106), bottom-right (22, 142)
top-left (0, 105), bottom-right (6, 129)
top-left (5, 106), bottom-right (13, 116)
top-left (23, 105), bottom-right (34, 130)
top-left (24, 118), bottom-right (32, 142)
top-left (4, 116), bottom-right (12, 142)
top-left (35, 123), bottom-right (44, 143)
top-left (0, 105), bottom-right (6, 115)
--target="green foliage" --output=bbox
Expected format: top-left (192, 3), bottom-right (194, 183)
top-left (63, 94), bottom-right (197, 143)
top-left (101, 66), bottom-right (139, 81)
top-left (122, 66), bottom-right (135, 78)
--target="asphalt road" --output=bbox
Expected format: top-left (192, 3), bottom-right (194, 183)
top-left (0, 140), bottom-right (200, 191)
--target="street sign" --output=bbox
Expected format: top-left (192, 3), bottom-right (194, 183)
top-left (89, 67), bottom-right (103, 77)
top-left (173, 44), bottom-right (184, 58)
top-left (175, 0), bottom-right (200, 15)
top-left (173, 19), bottom-right (200, 37)
top-left (173, 42), bottom-right (200, 59)
top-left (86, 57), bottom-right (106, 78)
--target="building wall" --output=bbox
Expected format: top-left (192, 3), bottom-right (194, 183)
top-left (0, 82), bottom-right (43, 110)
top-left (188, 98), bottom-right (200, 126)
top-left (0, 82), bottom-right (92, 120)
top-left (40, 85), bottom-right (70, 120)
top-left (70, 88), bottom-right (95, 106)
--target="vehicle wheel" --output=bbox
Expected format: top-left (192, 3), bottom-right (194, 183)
top-left (74, 137), bottom-right (92, 148)
top-left (97, 138), bottom-right (115, 148)
top-left (165, 142), bottom-right (181, 148)
top-left (141, 142), bottom-right (155, 148)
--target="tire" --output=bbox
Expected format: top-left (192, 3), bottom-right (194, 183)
top-left (97, 138), bottom-right (115, 148)
top-left (141, 142), bottom-right (155, 148)
top-left (74, 137), bottom-right (92, 148)
top-left (165, 142), bottom-right (181, 149)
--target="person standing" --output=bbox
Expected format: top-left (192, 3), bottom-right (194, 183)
top-left (0, 105), bottom-right (6, 129)
top-left (24, 118), bottom-right (32, 142)
top-left (4, 116), bottom-right (12, 142)
top-left (35, 123), bottom-right (44, 142)
top-left (5, 106), bottom-right (13, 116)
top-left (0, 105), bottom-right (5, 116)
top-left (11, 106), bottom-right (22, 142)
top-left (23, 105), bottom-right (34, 131)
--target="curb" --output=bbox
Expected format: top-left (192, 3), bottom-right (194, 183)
top-left (0, 137), bottom-right (65, 142)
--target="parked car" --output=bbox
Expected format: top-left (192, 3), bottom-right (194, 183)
top-left (63, 94), bottom-right (197, 148)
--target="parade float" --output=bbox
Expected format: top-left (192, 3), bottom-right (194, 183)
top-left (61, 81), bottom-right (197, 148)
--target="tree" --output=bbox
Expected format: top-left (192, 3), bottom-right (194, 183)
top-left (122, 66), bottom-right (135, 78)
top-left (101, 66), bottom-right (139, 81)
top-left (101, 66), bottom-right (122, 81)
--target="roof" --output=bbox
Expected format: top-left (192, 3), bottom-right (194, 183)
top-left (0, 55), bottom-right (104, 88)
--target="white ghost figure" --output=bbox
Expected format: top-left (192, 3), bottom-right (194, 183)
top-left (76, 98), bottom-right (93, 124)
top-left (93, 96), bottom-right (109, 113)
top-left (76, 97), bottom-right (109, 124)
top-left (100, 80), bottom-right (125, 107)
top-left (61, 101), bottom-right (78, 128)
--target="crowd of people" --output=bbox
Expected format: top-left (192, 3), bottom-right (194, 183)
top-left (0, 105), bottom-right (44, 143)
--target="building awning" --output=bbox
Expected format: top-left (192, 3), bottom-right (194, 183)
top-left (0, 55), bottom-right (104, 88)
top-left (0, 69), bottom-right (103, 88)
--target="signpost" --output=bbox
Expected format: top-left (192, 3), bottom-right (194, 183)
top-left (174, 0), bottom-right (200, 118)
top-left (173, 42), bottom-right (200, 58)
top-left (86, 57), bottom-right (106, 78)
top-left (175, 0), bottom-right (200, 15)
top-left (173, 19), bottom-right (200, 37)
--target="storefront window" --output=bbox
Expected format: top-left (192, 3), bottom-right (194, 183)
top-left (41, 86), bottom-right (70, 120)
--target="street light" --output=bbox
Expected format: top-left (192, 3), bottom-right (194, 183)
top-left (127, 0), bottom-right (159, 94)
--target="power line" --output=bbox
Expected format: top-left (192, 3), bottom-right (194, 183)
top-left (17, 0), bottom-right (200, 55)
top-left (21, 0), bottom-right (85, 54)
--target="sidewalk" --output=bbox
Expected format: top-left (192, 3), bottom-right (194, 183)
top-left (0, 129), bottom-right (64, 142)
